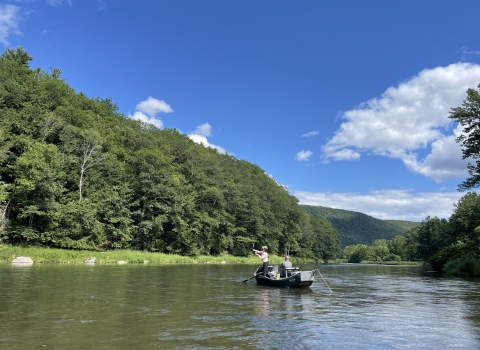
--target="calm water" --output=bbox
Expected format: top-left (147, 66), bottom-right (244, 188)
top-left (0, 263), bottom-right (479, 349)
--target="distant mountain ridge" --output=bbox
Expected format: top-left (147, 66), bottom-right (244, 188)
top-left (300, 205), bottom-right (420, 248)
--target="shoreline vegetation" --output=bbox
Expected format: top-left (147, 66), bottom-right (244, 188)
top-left (0, 244), bottom-right (420, 266)
top-left (0, 244), bottom-right (312, 265)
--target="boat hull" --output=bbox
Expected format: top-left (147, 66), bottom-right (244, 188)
top-left (255, 271), bottom-right (314, 288)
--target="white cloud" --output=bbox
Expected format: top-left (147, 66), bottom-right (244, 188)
top-left (301, 131), bottom-right (319, 137)
top-left (136, 96), bottom-right (173, 117)
top-left (322, 63), bottom-right (480, 182)
top-left (192, 123), bottom-right (212, 137)
top-left (327, 148), bottom-right (360, 161)
top-left (130, 111), bottom-right (163, 129)
top-left (129, 96), bottom-right (173, 128)
top-left (187, 123), bottom-right (228, 154)
top-left (188, 132), bottom-right (227, 154)
top-left (457, 46), bottom-right (480, 61)
top-left (295, 150), bottom-right (313, 161)
top-left (0, 4), bottom-right (22, 46)
top-left (402, 125), bottom-right (469, 181)
top-left (294, 189), bottom-right (465, 221)
top-left (47, 0), bottom-right (72, 7)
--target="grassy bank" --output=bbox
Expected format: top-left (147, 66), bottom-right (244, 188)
top-left (335, 259), bottom-right (422, 265)
top-left (0, 244), bottom-right (313, 265)
top-left (360, 260), bottom-right (422, 265)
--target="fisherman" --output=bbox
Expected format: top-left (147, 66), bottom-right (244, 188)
top-left (280, 255), bottom-right (292, 278)
top-left (253, 246), bottom-right (269, 278)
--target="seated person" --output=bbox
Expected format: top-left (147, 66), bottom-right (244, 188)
top-left (280, 255), bottom-right (292, 278)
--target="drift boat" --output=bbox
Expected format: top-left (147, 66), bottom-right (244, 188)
top-left (251, 266), bottom-right (320, 288)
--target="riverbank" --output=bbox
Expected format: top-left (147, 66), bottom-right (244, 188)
top-left (0, 244), bottom-right (313, 265)
top-left (359, 260), bottom-right (422, 266)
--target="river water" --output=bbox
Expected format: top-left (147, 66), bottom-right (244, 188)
top-left (0, 263), bottom-right (479, 349)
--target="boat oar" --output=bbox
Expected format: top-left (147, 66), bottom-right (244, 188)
top-left (242, 275), bottom-right (256, 283)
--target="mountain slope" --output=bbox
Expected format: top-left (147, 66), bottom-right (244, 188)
top-left (383, 220), bottom-right (421, 232)
top-left (300, 205), bottom-right (418, 247)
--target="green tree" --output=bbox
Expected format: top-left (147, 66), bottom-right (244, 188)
top-left (311, 216), bottom-right (341, 262)
top-left (11, 142), bottom-right (65, 242)
top-left (372, 239), bottom-right (390, 261)
top-left (449, 84), bottom-right (480, 190)
top-left (387, 235), bottom-right (407, 260)
top-left (414, 216), bottom-right (449, 261)
top-left (449, 192), bottom-right (480, 245)
top-left (343, 244), bottom-right (375, 263)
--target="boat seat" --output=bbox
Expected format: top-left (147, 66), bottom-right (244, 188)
top-left (284, 267), bottom-right (299, 277)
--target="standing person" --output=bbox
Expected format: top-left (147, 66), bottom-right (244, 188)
top-left (253, 246), bottom-right (269, 278)
top-left (280, 255), bottom-right (292, 278)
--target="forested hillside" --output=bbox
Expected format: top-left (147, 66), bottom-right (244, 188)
top-left (0, 48), bottom-right (341, 260)
top-left (300, 205), bottom-right (416, 247)
top-left (383, 220), bottom-right (420, 232)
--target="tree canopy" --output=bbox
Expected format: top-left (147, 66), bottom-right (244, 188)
top-left (449, 84), bottom-right (480, 190)
top-left (0, 47), bottom-right (340, 260)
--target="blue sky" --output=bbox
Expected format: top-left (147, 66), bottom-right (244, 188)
top-left (2, 0), bottom-right (480, 221)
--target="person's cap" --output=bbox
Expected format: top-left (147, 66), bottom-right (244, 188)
top-left (285, 255), bottom-right (290, 259)
top-left (262, 246), bottom-right (268, 250)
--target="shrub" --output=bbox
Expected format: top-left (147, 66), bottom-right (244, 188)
top-left (443, 254), bottom-right (480, 277)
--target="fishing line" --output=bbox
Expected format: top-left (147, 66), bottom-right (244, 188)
top-left (313, 269), bottom-right (333, 294)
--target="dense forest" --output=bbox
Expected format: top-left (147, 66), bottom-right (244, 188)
top-left (342, 191), bottom-right (480, 277)
top-left (0, 47), bottom-right (341, 261)
top-left (300, 205), bottom-right (418, 247)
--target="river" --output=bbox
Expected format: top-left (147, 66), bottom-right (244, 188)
top-left (0, 263), bottom-right (479, 349)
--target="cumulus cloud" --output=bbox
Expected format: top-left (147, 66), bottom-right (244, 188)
top-left (188, 123), bottom-right (227, 154)
top-left (47, 0), bottom-right (72, 6)
top-left (301, 131), bottom-right (319, 137)
top-left (295, 150), bottom-right (313, 161)
top-left (0, 4), bottom-right (22, 46)
top-left (322, 63), bottom-right (480, 182)
top-left (129, 96), bottom-right (173, 129)
top-left (294, 189), bottom-right (464, 221)
top-left (130, 111), bottom-right (163, 129)
top-left (192, 122), bottom-right (212, 137)
top-left (135, 96), bottom-right (173, 117)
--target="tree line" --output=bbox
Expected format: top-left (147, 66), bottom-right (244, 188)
top-left (0, 47), bottom-right (341, 261)
top-left (301, 205), bottom-right (418, 247)
top-left (343, 191), bottom-right (480, 276)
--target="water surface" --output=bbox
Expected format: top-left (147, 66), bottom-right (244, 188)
top-left (1, 263), bottom-right (479, 349)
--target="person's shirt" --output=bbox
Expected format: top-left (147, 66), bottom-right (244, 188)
top-left (281, 260), bottom-right (292, 270)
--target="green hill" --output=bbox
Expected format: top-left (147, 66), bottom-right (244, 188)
top-left (383, 220), bottom-right (420, 232)
top-left (300, 205), bottom-right (419, 247)
top-left (0, 47), bottom-right (343, 261)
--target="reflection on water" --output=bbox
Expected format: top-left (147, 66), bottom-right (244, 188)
top-left (254, 289), bottom-right (270, 317)
top-left (0, 263), bottom-right (479, 349)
